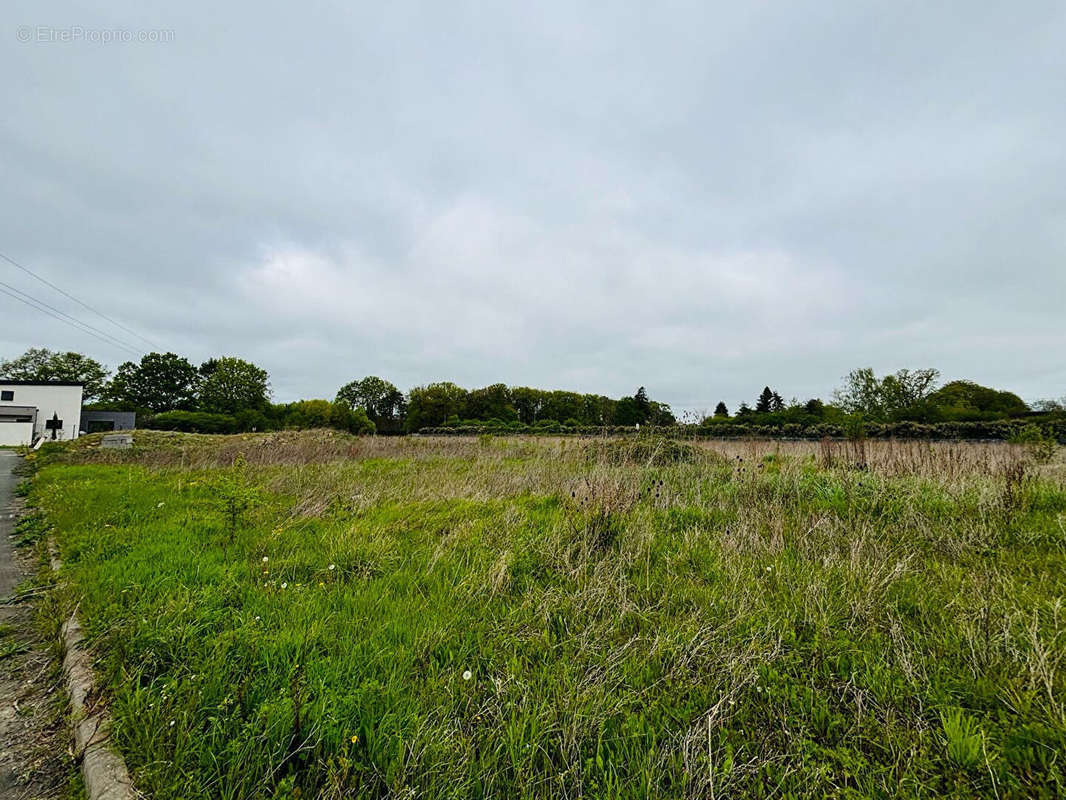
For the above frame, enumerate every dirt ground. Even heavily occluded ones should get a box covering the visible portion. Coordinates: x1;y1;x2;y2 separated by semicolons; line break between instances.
0;451;73;800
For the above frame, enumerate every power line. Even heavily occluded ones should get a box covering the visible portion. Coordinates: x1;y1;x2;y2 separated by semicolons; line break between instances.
0;249;162;350
0;277;143;355
0;280;144;358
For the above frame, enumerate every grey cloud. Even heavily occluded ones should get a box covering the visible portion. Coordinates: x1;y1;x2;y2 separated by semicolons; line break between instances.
2;0;1064;412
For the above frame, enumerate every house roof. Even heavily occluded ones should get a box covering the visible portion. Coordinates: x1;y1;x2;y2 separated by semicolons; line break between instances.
0;380;84;386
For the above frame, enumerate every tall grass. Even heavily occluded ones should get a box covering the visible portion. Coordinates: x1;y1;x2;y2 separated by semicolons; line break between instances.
31;432;1066;798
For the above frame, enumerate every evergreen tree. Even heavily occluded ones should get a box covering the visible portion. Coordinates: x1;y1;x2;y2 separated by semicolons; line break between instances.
633;386;651;421
713;401;729;418
736;402;753;417
756;386;775;413
770;391;785;412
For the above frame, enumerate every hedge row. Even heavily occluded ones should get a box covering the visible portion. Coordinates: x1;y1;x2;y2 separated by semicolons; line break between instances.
144;410;247;433
419;419;1066;442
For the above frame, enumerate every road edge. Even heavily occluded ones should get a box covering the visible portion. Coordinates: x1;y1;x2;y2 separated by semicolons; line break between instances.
49;544;136;800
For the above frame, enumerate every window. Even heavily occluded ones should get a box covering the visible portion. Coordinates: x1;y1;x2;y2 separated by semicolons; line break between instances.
0;391;12;401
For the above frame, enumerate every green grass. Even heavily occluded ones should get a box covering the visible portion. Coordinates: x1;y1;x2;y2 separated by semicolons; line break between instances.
29;432;1066;798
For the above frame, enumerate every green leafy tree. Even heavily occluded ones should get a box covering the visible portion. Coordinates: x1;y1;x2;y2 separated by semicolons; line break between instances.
198;357;270;414
335;376;406;421
833;368;940;420
0;347;110;401
713;401;729;418
511;387;545;425
465;383;518;422
581;394;614;426
331;403;375;435
1033;398;1064;413
804;398;825;417
278;399;334;429
542;391;584;424
105;352;200;412
614;396;641;426
927;380;1028;418
405;382;467;431
648;401;676;425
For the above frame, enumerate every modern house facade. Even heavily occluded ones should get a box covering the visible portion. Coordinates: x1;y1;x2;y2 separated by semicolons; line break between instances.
80;410;136;434
0;381;84;446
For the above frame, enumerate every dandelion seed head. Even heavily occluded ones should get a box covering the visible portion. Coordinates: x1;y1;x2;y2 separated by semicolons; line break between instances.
462;670;472;681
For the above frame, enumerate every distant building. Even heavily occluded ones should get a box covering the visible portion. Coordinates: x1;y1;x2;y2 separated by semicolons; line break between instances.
0;381;84;446
80;410;136;434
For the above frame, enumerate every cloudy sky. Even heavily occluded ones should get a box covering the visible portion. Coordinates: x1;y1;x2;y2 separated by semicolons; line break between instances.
3;2;1064;413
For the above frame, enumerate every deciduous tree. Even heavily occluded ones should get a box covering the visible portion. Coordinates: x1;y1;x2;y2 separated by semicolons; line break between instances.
0;347;110;401
335;376;406;421
105;352;200;412
198;357;270;414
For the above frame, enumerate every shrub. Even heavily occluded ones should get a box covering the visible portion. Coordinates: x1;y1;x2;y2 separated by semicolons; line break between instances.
328;403;376;435
146;410;238;433
234;409;271;432
1009;424;1057;464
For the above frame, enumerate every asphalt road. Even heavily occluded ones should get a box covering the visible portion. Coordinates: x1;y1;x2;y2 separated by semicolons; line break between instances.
0;450;20;598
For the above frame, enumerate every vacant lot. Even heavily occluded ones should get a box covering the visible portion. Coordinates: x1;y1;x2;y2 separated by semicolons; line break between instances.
27;432;1066;799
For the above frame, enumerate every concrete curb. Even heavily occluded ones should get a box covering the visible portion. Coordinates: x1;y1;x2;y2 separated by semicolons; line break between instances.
50;544;137;800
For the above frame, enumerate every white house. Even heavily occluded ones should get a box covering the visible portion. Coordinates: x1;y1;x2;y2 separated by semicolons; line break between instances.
0;381;84;446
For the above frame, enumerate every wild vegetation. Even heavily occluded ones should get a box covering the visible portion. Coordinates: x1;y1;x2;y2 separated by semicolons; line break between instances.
26;431;1066;798
4;348;1063;440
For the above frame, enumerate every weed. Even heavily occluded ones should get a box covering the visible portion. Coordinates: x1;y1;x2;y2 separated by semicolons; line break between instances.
941;708;985;770
13;512;49;546
208;452;260;544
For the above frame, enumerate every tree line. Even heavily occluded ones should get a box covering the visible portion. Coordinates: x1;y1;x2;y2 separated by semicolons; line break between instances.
1;348;1062;437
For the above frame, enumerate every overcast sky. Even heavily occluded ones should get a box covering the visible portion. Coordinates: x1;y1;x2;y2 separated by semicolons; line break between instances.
3;2;1064;413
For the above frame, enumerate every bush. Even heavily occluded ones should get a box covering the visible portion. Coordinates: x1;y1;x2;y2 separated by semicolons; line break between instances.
331;405;375;436
234;409;271;432
1010;424;1057;464
146;410;238;433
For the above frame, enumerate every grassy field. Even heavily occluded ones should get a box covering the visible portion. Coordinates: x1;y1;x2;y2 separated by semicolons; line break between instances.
24;431;1066;799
